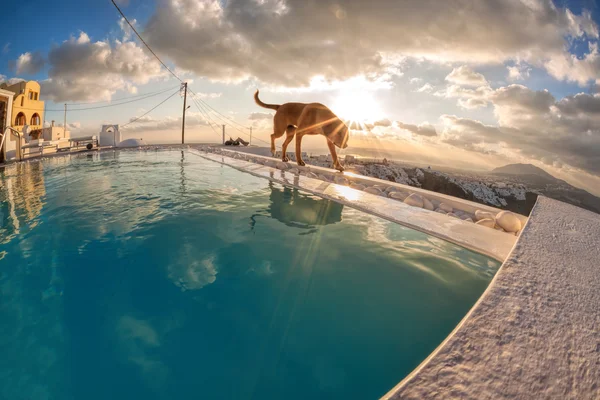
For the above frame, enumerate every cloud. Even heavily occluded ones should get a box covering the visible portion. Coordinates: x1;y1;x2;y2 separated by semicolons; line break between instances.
374;118;392;127
445;66;488;87
415;83;434;93
248;112;273;120
41;31;167;102
409;77;423;85
0;75;24;86
2;43;9;54
544;41;600;85
143;0;598;89
396;121;437;137
123;111;209;132
438;86;600;175
10;52;45;75
507;63;531;81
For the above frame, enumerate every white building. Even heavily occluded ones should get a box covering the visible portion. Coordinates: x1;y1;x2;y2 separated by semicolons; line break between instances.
0;88;16;162
42;120;70;141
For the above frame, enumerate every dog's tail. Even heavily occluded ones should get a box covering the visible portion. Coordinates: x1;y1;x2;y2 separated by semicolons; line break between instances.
254;90;280;111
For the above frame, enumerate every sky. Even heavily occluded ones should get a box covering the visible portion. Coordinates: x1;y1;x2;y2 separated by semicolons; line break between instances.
1;0;600;195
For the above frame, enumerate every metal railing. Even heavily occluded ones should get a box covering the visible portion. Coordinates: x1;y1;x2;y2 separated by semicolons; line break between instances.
1;127;24;161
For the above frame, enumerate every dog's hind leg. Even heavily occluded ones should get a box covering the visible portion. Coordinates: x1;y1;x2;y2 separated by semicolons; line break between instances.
280;126;296;162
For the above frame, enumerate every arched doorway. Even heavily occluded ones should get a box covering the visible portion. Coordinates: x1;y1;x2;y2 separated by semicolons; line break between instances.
15;112;26;126
30;113;40;126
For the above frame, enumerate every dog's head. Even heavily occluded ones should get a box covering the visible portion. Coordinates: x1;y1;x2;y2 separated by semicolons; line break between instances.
326;119;350;149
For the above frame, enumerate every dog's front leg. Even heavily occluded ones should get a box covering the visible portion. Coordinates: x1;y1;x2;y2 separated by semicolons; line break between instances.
326;140;344;172
295;133;306;166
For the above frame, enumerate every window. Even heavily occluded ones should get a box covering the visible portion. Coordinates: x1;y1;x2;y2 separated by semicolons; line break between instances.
29;92;33;100
35;93;39;100
31;113;40;126
21;97;24;107
15;112;26;126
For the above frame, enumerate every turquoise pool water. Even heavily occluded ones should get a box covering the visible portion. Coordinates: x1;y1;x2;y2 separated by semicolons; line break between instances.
0;150;500;400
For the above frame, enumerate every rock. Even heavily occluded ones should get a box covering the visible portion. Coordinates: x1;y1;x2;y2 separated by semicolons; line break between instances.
373;184;388;191
276;161;289;170
494;225;506;232
438;203;453;213
318;174;330;182
404;193;425;208
464;218;474;223
305;172;319;179
475;210;496;221
475;218;495;228
364;187;383;196
495;211;522;233
350;183;366;191
447;213;461;219
389;191;408;201
434;208;446;214
385;186;398;193
422;197;434;211
289;168;300;174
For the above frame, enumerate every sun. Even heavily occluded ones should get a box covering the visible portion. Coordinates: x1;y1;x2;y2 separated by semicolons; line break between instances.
331;89;385;127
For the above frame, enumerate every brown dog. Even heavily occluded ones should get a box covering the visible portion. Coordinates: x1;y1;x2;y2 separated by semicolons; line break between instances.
254;90;349;171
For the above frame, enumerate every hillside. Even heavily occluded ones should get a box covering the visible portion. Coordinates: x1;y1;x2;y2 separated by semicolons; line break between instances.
492;163;556;180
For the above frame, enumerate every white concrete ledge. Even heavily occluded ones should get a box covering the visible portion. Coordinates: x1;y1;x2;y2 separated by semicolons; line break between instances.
383;196;600;400
190;149;516;262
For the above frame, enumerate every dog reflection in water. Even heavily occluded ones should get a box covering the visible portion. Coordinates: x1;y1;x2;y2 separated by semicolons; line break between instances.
250;182;343;234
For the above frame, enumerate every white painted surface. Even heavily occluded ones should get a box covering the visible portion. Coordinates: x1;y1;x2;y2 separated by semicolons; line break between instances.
0;88;16;161
384;196;600;400
99;125;121;147
191;149;516;261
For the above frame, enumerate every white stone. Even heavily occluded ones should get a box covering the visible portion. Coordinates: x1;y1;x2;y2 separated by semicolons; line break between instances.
494;225;507;232
495;211;522;233
438;203;453;213
434;208;446;214
389;191;409;201
404;193;425;208
423;197;435;211
447;213;461;219
364;187;383;196
350;183;366;191
276;161;289;170
464;218;474;223
385;186;398;193
476;218;495;228
475;210;497;221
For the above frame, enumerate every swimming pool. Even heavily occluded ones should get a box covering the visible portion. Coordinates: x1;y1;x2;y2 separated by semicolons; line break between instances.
0;149;500;400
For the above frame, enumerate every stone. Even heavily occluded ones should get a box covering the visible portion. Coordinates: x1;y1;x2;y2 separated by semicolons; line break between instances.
404;193;425;208
438;203;453;213
385;186;398;193
422;197;435;211
389;191;409;201
494;225;506;232
276;161;289;170
447;213;461;219
364;187;383;196
373;184;388;191
475;210;497;221
289;168;300;174
350;183;366;191
476;218;495;228
464;218;474;223
434;208;446;214
495;211;522;233
318;174;330;182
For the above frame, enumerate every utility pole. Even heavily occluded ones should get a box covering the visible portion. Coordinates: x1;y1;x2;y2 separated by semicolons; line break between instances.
249;126;252;146
181;82;188;144
222;124;225;144
64;104;67;140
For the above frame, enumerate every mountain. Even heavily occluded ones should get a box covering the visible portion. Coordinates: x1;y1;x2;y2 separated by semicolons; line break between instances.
492;163;557;181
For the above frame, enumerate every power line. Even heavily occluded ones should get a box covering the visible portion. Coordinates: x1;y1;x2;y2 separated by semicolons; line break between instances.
67;86;179;105
188;95;223;139
111;0;182;83
13;87;181;112
121;89;181;128
189;88;248;130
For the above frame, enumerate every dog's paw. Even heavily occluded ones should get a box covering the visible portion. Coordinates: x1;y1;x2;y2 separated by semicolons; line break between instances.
282;156;289;162
334;163;344;172
297;160;306;167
